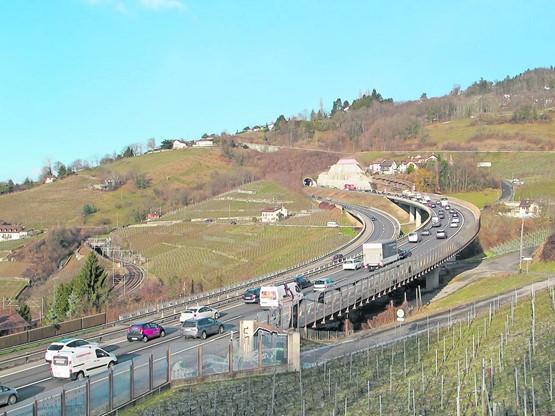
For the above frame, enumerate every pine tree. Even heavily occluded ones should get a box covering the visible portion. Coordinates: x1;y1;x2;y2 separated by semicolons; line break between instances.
17;302;31;323
66;290;80;318
73;252;109;313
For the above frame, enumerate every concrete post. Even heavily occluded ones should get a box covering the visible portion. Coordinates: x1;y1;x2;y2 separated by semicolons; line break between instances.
415;209;422;227
287;331;301;371
425;268;440;290
409;206;415;222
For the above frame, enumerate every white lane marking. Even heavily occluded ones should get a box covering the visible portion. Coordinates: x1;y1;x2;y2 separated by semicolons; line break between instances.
18;377;53;389
1;362;49;378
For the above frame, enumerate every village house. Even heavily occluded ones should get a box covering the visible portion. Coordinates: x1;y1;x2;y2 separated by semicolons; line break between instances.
0;221;29;241
260;206;288;223
44;175;57;184
192;138;214;148
172;139;190;150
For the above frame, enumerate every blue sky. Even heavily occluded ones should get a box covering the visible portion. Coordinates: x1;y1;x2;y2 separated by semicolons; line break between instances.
1;0;553;183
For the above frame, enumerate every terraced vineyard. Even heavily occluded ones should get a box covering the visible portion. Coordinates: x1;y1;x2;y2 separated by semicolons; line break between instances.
113;221;354;290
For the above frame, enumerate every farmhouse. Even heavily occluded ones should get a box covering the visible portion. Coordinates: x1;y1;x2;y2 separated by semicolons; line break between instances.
261;206;288;223
192;138;214;148
0;221;29;241
172;140;190;150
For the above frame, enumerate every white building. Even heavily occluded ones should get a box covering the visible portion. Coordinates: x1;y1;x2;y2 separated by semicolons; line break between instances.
317;159;373;191
261;206;288;223
193;138;214;148
0;221;29;241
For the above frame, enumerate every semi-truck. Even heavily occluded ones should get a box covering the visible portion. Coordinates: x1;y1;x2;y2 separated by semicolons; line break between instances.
363;239;399;270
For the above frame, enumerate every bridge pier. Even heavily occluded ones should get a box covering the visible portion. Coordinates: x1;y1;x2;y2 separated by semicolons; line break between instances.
409;205;415;222
425;268;440;290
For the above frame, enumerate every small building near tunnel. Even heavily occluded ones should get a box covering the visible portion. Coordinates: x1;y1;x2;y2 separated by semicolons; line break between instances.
317;159;373;191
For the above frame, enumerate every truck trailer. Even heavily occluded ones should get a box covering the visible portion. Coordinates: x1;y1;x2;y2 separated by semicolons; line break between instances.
363;239;399;270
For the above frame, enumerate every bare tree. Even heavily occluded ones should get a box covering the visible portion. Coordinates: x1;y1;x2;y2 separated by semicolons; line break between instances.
146;138;156;151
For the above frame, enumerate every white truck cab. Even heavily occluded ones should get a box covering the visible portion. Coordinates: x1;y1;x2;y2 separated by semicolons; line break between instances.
50;346;117;380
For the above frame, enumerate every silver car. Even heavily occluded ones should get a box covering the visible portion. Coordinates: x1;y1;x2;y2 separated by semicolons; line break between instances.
181;317;224;339
0;385;17;406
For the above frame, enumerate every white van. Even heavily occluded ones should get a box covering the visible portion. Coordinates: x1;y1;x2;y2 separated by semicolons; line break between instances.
50;347;117;380
327;221;339;228
259;282;304;309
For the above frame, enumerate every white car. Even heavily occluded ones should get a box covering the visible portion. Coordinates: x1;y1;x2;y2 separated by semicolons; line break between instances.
180;305;220;323
408;232;419;243
313;277;335;292
342;258;362;270
451;217;460;224
45;338;99;363
449;222;459;228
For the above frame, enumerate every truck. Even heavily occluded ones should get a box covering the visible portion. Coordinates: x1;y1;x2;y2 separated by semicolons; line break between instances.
431;216;441;227
362;239;399;270
259;282;304;309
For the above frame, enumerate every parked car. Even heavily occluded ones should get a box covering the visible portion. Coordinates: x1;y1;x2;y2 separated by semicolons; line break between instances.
127;322;166;343
45;338;99;363
181;317;224;339
313;277;335;292
398;248;412;259
342;258;363;270
332;253;344;263
0;385;17;406
408;232;419;243
436;229;447;239
241;288;260;304
180;305;220;323
421;229;431;236
293;275;312;289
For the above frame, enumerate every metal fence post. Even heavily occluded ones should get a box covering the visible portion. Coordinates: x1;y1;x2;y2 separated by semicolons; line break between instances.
258;333;263;369
61;388;66;416
108;369;113;412
167;346;171;383
130;360;135;400
86;378;91;416
228;333;233;374
149;354;154;391
198;344;203;378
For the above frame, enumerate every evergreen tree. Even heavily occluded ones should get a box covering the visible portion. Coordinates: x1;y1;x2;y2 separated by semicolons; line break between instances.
66;290;80;318
17;302;31;323
46;286;61;324
73;252;109;313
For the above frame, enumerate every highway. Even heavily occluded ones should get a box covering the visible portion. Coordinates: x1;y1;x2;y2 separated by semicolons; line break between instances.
0;197;476;408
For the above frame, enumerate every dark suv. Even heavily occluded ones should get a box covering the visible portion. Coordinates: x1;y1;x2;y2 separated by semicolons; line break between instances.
332;253;344;264
293;275;311;289
241;288;260;304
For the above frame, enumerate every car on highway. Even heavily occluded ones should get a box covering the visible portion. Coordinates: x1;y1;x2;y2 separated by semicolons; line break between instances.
332;253;344;263
342;258;363;270
241;288;260;304
293;275;312;289
436;229;447;239
313;277;335;292
451;217;460;224
181;317;224;339
127;322;166;343
371;216;377;221
421;229;431;236
180;305;220;323
0;385;18;406
408;232;419;243
398;248;412;259
449;222;459;228
45;338;99;363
